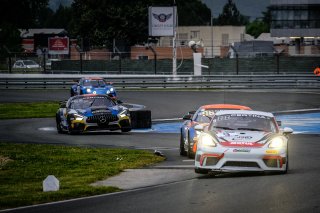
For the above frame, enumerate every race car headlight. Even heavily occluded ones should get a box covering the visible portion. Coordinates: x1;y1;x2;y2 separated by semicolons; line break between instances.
74;114;84;121
119;110;129;118
198;134;217;148
110;88;114;92
86;88;91;93
106;90;110;94
268;137;285;148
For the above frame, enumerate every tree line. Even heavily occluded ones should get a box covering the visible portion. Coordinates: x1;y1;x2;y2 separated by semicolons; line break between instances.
0;0;269;56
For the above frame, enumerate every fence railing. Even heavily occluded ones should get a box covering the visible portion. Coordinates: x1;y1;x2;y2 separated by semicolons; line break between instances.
1;55;319;76
1;74;319;89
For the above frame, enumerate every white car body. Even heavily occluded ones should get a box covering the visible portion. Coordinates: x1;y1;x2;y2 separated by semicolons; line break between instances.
13;60;41;69
195;110;293;174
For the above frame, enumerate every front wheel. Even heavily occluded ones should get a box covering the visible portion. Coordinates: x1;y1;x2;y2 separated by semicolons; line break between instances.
195;168;209;174
56;115;63;134
121;127;131;133
281;148;289;174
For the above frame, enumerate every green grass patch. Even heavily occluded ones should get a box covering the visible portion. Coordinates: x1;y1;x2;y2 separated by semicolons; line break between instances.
0;142;164;210
0;102;59;119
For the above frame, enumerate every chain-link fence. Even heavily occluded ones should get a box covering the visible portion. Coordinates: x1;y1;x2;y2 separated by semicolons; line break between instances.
1;50;319;75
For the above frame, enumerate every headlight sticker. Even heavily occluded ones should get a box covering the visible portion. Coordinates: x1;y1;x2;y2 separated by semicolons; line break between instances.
266;149;279;154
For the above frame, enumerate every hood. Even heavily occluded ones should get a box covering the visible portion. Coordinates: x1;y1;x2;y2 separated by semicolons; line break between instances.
215;130;274;147
75;105;121;117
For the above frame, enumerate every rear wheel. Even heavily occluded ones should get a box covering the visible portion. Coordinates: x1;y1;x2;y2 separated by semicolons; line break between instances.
67;116;80;135
70;89;75;97
187;134;195;159
179;132;187;156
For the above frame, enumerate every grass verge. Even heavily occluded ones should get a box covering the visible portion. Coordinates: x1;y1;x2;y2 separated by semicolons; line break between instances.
0;102;59;119
0;142;164;210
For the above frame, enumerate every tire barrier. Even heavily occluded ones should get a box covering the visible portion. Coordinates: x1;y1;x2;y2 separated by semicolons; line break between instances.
129;110;152;129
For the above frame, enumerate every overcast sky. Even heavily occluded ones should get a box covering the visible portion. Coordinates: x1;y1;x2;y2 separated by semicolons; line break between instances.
49;0;270;20
203;0;270;20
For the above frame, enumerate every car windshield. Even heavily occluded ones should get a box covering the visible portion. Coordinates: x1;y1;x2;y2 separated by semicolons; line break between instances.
194;109;218;123
210;113;277;132
69;96;115;109
23;60;37;65
83;79;106;87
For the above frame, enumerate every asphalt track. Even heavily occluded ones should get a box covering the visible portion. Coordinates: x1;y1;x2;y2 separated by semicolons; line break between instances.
1;89;320;213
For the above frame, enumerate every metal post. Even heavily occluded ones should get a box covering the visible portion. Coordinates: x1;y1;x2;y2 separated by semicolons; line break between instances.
42;49;46;73
148;45;157;74
276;54;280;74
236;53;239;75
80;52;83;74
119;53;122;74
172;5;177;76
8;54;12;73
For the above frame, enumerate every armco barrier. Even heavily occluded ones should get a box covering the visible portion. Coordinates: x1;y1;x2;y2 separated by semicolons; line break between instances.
0;74;319;89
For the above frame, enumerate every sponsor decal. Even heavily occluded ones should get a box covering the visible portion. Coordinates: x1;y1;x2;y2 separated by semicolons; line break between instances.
152;13;172;22
233;148;250;153
266;149;279;154
230;142;254;146
232;135;253;140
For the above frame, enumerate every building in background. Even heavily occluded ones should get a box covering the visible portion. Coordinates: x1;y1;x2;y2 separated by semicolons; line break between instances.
159;26;248;58
270;0;320;55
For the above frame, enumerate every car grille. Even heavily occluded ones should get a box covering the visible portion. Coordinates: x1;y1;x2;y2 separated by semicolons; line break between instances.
223;161;260;168
86;113;118;123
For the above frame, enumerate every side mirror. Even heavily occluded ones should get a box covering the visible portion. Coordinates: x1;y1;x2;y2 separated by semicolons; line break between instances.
188;110;196;115
194;124;204;131
183;114;192;120
283;127;293;135
277;120;282;126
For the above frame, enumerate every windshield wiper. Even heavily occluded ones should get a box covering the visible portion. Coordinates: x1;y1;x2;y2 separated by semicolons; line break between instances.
214;126;234;130
237;128;262;131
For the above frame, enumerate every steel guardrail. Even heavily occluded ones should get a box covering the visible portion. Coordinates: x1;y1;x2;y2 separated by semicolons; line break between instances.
0;74;319;89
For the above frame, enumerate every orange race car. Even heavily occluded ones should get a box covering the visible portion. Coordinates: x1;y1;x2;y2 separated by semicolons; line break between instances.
180;104;252;158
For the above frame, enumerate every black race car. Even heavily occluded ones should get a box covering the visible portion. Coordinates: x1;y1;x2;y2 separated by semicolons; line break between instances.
56;94;131;134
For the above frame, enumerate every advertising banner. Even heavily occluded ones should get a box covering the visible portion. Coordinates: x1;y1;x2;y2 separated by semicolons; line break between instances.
48;37;69;55
149;6;176;37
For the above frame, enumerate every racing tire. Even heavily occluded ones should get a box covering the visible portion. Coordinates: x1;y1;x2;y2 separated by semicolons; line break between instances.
179;133;187;156
56;115;63;134
281;148;289;174
129;110;151;129
121;127;132;133
70;89;75;97
67;116;80;135
187;133;195;159
195;168;209;174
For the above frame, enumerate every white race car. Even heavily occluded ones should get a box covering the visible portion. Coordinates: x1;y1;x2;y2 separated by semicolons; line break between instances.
194;110;293;175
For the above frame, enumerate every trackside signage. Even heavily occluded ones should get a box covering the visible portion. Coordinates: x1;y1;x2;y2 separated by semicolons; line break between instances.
48;37;69;55
148;6;176;37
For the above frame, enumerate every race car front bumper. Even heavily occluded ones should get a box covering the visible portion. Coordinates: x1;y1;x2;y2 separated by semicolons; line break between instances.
70;115;131;132
195;146;287;173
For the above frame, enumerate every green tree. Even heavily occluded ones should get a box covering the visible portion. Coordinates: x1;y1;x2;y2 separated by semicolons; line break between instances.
246;7;271;38
0;0;49;55
70;0;211;48
213;0;249;26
